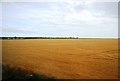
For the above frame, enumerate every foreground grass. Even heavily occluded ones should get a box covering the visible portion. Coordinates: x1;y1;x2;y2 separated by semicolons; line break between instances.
2;65;53;81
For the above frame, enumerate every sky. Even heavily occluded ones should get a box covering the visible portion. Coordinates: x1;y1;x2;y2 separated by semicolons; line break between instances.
1;0;119;38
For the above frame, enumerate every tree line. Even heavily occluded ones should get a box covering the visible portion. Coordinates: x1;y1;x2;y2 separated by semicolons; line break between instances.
1;36;79;39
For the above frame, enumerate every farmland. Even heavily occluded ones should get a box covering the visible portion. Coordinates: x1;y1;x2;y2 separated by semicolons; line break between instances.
2;39;118;79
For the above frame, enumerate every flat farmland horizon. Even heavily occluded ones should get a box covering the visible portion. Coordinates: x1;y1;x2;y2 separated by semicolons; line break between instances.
2;39;118;79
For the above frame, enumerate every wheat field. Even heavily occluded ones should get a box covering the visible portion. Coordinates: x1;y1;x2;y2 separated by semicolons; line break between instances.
2;39;118;79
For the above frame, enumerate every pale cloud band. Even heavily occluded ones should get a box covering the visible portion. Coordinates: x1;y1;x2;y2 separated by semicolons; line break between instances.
1;0;119;38
1;0;120;2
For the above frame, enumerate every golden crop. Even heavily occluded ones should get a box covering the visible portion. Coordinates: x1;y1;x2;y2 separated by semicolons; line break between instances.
2;39;118;79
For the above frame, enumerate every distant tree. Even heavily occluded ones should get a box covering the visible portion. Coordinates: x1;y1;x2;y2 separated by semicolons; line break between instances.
70;37;72;39
14;36;17;39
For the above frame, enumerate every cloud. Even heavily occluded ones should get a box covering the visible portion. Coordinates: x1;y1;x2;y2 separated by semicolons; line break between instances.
1;0;119;2
2;1;118;38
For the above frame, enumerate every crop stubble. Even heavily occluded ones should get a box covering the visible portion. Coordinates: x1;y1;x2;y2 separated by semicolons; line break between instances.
2;39;118;79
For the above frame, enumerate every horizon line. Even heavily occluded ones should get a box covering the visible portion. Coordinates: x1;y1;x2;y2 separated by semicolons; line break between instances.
0;36;118;39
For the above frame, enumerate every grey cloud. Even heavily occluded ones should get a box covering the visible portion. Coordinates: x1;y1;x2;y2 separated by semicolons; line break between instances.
71;2;118;18
89;2;118;18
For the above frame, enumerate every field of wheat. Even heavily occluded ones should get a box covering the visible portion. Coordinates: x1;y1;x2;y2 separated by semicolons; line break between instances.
2;39;118;79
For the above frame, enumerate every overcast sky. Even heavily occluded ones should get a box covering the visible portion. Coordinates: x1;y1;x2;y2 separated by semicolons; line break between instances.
1;0;118;38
